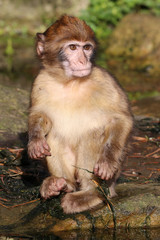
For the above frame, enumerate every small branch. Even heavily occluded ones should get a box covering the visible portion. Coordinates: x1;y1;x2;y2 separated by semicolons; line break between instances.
0;202;9;208
133;136;148;142
92;180;117;229
10;198;40;209
0;197;8;202
145;148;160;157
0;198;40;209
72;165;94;174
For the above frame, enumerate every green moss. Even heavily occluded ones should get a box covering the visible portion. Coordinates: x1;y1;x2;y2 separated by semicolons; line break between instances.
80;0;160;42
128;90;160;100
0;35;34;48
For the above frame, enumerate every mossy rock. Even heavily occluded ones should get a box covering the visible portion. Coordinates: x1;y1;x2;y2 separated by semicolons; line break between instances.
106;13;160;75
0;182;160;236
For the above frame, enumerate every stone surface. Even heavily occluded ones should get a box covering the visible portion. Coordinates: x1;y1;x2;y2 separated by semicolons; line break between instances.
132;96;160;118
0;84;29;147
0;183;159;235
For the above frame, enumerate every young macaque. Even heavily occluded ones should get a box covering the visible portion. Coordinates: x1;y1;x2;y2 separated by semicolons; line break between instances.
28;15;133;213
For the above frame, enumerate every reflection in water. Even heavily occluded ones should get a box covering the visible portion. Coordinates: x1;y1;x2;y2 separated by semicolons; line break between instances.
1;228;160;240
0;42;38;91
48;228;160;240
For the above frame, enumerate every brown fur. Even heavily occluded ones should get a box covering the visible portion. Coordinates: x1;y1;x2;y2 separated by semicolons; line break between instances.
28;15;133;213
44;15;95;43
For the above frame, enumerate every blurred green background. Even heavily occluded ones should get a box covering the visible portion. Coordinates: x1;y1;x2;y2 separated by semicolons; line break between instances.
1;0;160;45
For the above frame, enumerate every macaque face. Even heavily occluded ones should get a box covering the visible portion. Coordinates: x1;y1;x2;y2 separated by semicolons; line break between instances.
60;41;94;78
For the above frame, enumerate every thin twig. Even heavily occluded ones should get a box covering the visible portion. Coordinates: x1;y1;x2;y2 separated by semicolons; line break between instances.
92;180;117;229
145;148;160;157
133;136;148;142
147;168;160;171
0;202;9;208
10;198;40;208
0;197;8;202
0;198;40;209
0;147;24;153
72;165;94;174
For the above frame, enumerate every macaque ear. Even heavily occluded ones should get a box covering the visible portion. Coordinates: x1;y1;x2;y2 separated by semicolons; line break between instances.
36;33;46;57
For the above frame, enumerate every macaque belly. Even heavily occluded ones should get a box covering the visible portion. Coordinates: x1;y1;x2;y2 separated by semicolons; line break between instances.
46;133;76;180
47;107;107;144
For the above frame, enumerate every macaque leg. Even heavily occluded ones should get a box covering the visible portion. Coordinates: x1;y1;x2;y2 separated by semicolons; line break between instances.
61;134;104;214
40;137;77;200
61;188;103;214
107;167;122;198
94;117;132;196
61;171;104;214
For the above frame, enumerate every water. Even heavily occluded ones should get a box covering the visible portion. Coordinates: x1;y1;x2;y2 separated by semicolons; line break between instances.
1;228;160;240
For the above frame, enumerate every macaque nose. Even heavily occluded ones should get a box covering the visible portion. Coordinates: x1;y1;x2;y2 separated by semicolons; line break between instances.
78;50;87;65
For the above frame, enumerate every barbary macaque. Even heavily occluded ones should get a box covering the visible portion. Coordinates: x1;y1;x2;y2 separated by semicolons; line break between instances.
28;15;133;213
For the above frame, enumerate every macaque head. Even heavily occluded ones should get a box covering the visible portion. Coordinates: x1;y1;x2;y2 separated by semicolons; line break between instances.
36;15;96;78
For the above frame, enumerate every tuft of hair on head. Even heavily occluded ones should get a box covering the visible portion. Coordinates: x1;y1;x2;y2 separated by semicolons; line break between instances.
44;15;96;44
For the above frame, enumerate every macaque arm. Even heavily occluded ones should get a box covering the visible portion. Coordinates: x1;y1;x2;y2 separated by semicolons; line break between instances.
94;115;133;180
28;111;52;159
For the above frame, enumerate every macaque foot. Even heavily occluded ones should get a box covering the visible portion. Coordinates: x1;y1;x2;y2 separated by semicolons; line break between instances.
40;176;69;199
61;191;103;214
94;161;117;180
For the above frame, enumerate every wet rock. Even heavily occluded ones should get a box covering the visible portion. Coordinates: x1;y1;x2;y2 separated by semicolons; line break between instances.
0;84;29;147
0;183;159;235
132;96;160;118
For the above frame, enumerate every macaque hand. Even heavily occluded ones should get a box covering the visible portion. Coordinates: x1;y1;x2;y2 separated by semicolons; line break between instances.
94;158;117;181
28;138;51;159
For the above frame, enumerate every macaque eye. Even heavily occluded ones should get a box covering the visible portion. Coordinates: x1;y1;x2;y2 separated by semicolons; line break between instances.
83;44;92;50
69;44;77;50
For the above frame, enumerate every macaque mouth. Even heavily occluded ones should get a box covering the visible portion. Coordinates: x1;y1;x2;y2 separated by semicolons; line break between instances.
71;64;92;72
72;68;91;72
72;68;91;77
